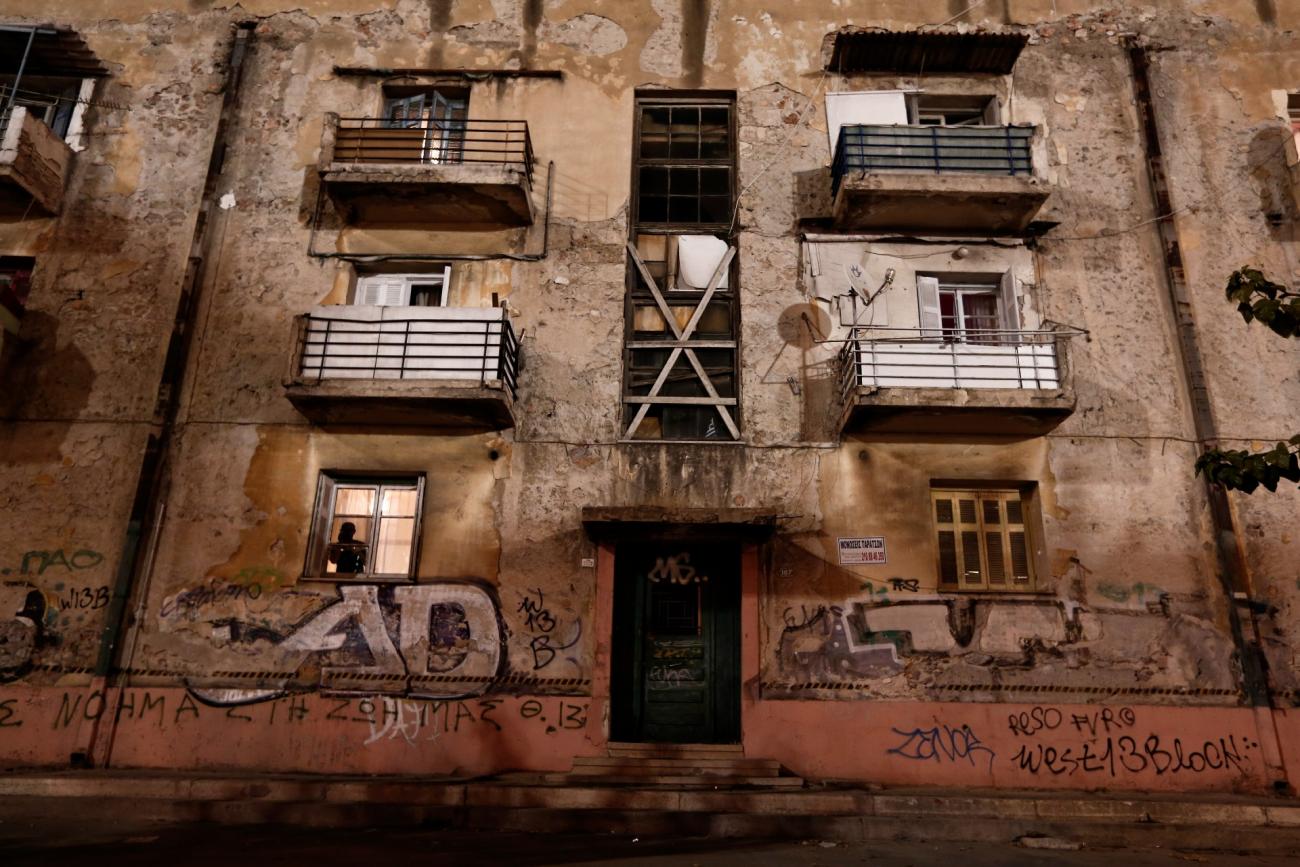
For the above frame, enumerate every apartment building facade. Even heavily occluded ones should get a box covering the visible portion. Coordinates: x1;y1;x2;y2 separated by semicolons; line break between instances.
1;0;1298;794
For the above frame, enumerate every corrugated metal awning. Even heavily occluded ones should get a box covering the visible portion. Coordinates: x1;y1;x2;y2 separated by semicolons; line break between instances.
0;25;109;77
828;29;1029;75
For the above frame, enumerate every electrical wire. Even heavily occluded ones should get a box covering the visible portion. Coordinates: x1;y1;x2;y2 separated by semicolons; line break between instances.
727;67;832;236
1039;207;1190;242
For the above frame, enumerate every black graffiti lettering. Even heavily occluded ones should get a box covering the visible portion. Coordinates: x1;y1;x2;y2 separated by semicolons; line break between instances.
453;701;476;732
225;705;253;723
1009;706;1062;737
174;693;200;724
287;696;308;722
0;698;20;727
1117;736;1148;774
140;693;166;726
1221;736;1248;773
477;699;503;732
355;698;376;723
564;702;587;730
326;699;352;722
1145;735;1173;774
116;691;136;721
520;699;543;719
517;589;556;633
1079;739;1111;775
1118;707;1137;727
53;693;81;729
1011;744;1042;773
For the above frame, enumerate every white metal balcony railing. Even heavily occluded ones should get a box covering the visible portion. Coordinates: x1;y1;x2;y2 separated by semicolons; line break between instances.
292;306;520;399
836;327;1068;405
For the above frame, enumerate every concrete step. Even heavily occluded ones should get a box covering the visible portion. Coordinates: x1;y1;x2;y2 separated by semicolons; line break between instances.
570;756;784;777
606;742;744;759
4;773;1300;853
536;774;807;788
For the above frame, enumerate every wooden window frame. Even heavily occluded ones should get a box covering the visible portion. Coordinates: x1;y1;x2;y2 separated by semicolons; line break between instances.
303;471;426;583
931;484;1043;592
624;93;742;441
631;95;737;232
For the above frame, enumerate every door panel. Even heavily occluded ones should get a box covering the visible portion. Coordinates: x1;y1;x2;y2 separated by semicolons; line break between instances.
611;542;739;744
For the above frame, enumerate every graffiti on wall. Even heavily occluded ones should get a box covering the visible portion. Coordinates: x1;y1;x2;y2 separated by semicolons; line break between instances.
0;687;588;750
1005;705;1259;779
886;719;996;772
775;594;1105;687
516;588;581;671
190;582;507;705
0;587;56;683
778;603;902;678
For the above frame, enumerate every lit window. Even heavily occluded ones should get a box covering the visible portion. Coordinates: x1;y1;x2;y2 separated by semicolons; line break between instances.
932;487;1037;591
307;474;424;580
382;88;468;165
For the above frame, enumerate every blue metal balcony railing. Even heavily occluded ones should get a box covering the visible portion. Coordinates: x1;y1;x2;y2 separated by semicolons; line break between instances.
832;124;1035;195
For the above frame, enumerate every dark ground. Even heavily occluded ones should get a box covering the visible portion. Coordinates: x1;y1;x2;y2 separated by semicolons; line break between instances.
0;819;1298;867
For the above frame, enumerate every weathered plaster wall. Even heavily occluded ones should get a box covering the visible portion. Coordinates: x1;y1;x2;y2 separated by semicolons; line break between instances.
0;0;1296;784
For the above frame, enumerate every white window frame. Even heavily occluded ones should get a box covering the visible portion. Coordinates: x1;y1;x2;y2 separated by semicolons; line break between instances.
909;94;1000;127
917;272;1018;342
353;266;452;307
305;472;426;582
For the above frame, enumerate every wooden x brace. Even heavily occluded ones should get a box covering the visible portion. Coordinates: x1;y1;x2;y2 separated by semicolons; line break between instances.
623;239;739;440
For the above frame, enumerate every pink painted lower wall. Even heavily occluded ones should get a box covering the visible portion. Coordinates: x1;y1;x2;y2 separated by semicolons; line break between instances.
0;685;600;776
744;699;1271;794
0;683;1282;795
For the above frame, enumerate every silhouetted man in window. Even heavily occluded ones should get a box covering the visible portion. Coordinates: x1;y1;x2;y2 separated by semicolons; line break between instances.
326;522;367;574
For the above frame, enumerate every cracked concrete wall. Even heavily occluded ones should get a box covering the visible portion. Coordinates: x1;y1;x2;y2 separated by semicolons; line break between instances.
0;1;1295;726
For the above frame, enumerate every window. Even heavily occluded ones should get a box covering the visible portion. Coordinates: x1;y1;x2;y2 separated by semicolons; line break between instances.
0;257;34;334
911;95;997;126
0;76;83;139
381;88;467;164
635;101;734;227
353;266;451;307
917;273;1017;343
625;95;740;441
932;487;1036;591
306;474;424;580
1289;94;1300;153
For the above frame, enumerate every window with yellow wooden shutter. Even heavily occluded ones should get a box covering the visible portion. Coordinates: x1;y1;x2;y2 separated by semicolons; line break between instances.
931;488;1036;591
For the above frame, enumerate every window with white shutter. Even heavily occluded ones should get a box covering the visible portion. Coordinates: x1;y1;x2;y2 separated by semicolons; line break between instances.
353;267;451;307
932;487;1036;591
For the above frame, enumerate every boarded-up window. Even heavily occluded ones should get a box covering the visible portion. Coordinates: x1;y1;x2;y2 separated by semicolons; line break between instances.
932;488;1034;591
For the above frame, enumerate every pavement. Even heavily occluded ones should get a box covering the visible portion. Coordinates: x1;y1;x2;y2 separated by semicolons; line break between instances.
1;822;1299;866
4;769;1300;861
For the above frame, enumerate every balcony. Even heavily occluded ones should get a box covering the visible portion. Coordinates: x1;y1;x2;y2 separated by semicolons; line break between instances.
830;125;1049;234
318;114;535;226
0;107;73;216
284;306;521;428
835;327;1076;436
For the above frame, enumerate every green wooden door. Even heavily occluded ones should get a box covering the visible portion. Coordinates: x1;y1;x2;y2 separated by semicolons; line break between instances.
611;542;740;744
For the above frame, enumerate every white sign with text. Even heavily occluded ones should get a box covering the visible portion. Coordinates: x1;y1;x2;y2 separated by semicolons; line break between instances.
837;536;887;565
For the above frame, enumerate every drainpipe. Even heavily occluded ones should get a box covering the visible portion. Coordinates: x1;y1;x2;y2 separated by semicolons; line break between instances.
79;21;257;768
1126;42;1288;790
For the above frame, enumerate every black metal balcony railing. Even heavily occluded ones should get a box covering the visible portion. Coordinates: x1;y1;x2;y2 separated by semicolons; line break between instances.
294;310;520;401
836;327;1067;407
330;117;534;187
832;124;1034;195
